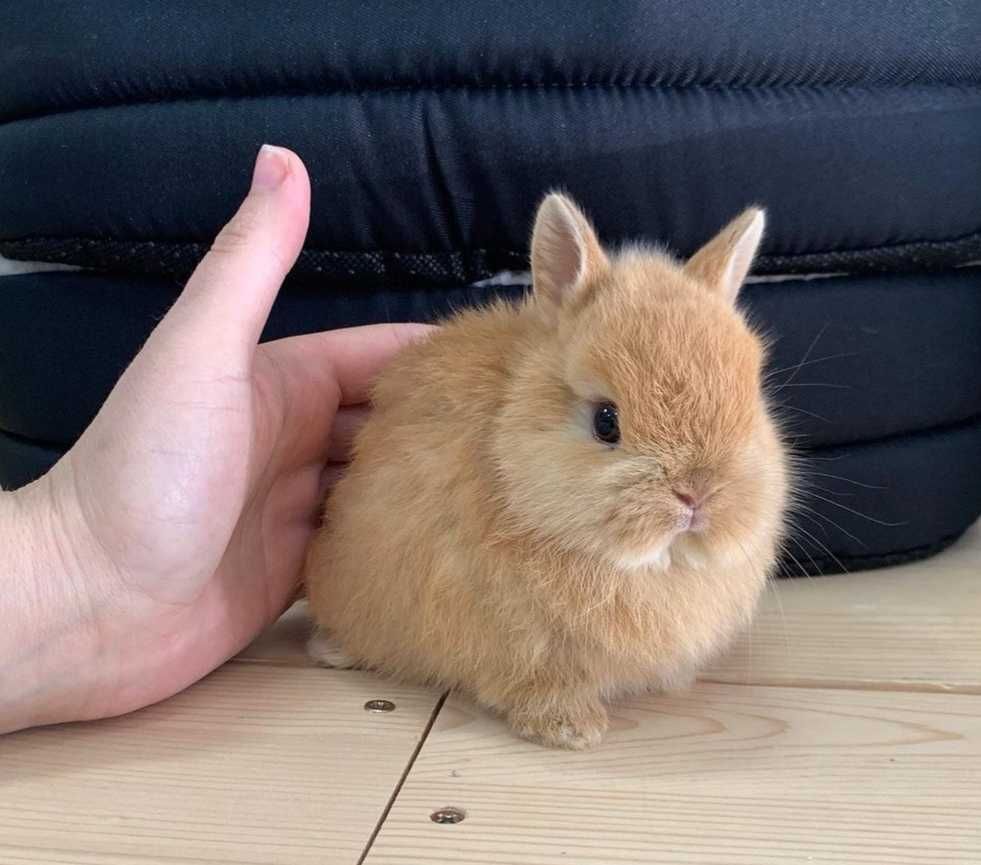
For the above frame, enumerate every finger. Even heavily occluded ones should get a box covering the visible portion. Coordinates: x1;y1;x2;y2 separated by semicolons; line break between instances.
327;405;370;462
155;145;311;370
256;322;434;470
266;322;435;406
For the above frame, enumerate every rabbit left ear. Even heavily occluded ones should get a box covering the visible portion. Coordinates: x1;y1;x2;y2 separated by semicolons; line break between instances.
684;207;765;304
531;193;609;315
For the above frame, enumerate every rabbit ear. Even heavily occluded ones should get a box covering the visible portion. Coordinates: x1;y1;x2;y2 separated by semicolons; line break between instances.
531;193;608;313
684;207;765;304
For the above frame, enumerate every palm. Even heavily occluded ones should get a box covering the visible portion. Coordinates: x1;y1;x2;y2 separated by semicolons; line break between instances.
60;334;336;706
54;318;418;720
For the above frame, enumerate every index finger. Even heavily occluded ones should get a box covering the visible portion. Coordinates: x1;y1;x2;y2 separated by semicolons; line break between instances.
267;323;435;405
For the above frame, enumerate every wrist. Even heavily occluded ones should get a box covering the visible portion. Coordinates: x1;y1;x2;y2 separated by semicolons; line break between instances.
0;471;110;733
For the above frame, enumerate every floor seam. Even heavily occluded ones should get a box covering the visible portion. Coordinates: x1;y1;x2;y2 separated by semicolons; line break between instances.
355;690;449;865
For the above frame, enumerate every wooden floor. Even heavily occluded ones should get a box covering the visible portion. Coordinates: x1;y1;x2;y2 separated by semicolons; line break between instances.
3;522;979;864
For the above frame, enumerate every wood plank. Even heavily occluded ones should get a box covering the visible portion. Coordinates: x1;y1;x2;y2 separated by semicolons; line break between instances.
704;520;981;692
0;663;441;865
365;683;981;865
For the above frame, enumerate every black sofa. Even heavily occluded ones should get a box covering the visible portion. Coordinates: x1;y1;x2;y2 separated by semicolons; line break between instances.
2;1;979;575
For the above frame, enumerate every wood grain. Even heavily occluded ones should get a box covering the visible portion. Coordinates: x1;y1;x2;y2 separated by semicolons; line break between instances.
9;523;976;863
0;664;441;865
704;521;981;693
365;683;981;864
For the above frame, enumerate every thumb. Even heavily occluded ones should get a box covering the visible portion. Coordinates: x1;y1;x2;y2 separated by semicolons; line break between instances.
155;145;311;370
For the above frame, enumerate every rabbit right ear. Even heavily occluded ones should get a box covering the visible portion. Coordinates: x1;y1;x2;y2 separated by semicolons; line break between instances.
531;193;608;315
683;207;765;305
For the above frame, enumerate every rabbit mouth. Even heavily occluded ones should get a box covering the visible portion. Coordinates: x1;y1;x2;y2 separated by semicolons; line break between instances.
678;507;709;533
610;513;715;571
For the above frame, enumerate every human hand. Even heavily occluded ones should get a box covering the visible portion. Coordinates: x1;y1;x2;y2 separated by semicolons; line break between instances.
3;146;430;731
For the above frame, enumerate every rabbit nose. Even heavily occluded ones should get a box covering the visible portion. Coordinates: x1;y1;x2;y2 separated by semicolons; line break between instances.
673;488;710;532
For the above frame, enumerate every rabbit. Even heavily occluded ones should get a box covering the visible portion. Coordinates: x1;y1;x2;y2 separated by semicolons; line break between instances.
304;193;789;749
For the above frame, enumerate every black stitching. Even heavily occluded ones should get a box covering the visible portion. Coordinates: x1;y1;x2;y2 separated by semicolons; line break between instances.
2;230;980;285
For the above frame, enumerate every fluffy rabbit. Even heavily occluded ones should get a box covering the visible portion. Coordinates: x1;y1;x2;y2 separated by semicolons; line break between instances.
305;194;788;749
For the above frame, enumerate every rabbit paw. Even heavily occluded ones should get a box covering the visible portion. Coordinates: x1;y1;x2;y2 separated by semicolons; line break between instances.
510;703;609;750
306;629;357;669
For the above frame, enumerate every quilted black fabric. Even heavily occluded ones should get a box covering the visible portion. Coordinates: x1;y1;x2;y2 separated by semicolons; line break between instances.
2;1;981;281
1;1;979;574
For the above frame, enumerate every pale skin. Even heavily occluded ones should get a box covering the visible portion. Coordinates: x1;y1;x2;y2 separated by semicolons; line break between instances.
0;146;430;734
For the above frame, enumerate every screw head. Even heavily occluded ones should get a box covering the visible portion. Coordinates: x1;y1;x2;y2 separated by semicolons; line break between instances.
430;806;466;825
364;699;396;713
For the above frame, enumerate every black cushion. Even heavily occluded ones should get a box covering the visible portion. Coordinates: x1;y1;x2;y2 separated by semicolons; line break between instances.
2;1;980;282
1;1;979;575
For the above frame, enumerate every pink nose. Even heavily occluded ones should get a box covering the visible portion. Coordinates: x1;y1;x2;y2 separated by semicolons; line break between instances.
673;489;700;510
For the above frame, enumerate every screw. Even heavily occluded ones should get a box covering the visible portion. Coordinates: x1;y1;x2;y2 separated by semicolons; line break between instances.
430;807;466;825
364;699;396;713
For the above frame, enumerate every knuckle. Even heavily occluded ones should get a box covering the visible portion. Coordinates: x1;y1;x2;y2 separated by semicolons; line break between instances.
209;223;254;258
207;213;291;277
208;204;264;258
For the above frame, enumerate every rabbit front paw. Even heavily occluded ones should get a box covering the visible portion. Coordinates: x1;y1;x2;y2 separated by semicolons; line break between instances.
306;628;357;669
509;701;609;750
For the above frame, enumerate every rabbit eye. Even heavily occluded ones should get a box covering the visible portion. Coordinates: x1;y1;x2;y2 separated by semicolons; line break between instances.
592;402;620;445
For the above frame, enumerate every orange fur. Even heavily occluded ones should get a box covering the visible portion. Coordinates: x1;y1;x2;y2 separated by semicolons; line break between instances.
305;194;789;749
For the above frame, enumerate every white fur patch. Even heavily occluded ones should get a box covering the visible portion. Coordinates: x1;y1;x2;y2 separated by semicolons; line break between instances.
669;536;708;570
615;544;673;571
306;630;356;669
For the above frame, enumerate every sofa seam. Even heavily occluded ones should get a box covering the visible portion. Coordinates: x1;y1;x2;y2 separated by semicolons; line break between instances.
1;79;979;126
1;229;980;271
